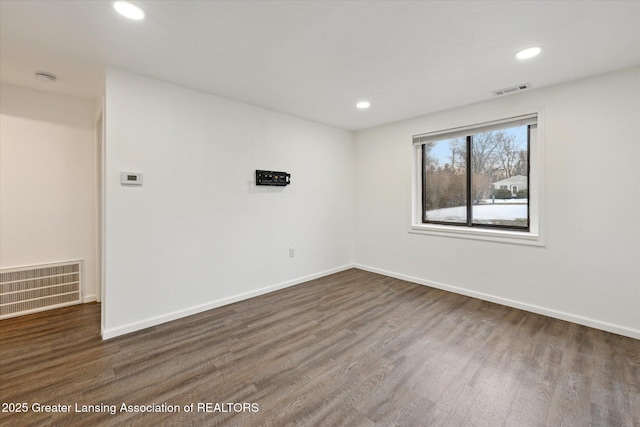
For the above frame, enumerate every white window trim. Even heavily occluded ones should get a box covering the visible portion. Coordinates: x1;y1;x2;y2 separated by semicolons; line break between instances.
409;107;546;247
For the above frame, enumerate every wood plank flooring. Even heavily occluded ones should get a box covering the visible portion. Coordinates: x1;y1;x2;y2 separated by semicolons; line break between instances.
1;269;638;426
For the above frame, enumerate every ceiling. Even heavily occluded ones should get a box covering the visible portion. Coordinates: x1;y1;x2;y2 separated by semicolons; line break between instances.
1;1;639;131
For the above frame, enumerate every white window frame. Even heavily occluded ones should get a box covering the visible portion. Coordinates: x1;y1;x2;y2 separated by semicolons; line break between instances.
410;107;545;246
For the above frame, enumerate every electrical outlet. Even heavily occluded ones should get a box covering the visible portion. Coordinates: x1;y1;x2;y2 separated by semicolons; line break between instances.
289;247;295;258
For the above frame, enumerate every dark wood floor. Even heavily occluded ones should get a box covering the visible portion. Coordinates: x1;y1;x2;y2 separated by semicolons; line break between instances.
1;269;638;426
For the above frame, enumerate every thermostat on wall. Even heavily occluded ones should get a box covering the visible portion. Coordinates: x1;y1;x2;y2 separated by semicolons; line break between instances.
120;172;143;186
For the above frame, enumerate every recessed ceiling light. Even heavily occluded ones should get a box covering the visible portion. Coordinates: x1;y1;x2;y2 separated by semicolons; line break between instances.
516;47;542;60
356;101;371;109
35;72;56;83
114;1;145;20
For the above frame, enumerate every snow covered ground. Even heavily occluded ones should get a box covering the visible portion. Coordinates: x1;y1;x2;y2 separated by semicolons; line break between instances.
426;204;527;223
478;198;527;205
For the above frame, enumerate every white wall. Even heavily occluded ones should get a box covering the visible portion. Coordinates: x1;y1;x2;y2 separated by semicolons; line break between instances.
354;67;640;339
103;69;354;338
7;67;635;340
0;84;98;300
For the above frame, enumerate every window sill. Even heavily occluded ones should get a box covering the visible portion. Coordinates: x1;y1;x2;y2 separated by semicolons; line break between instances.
409;223;545;247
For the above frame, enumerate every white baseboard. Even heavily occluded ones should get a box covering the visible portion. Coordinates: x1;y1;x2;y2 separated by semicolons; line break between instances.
354;264;640;341
101;264;354;340
83;294;98;303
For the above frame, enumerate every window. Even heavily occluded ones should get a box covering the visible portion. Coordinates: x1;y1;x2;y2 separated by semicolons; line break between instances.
411;113;543;245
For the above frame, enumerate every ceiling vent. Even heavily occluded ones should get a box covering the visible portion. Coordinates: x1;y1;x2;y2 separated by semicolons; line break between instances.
492;83;531;96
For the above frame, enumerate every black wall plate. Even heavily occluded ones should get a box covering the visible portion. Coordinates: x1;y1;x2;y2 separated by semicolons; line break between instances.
256;170;290;186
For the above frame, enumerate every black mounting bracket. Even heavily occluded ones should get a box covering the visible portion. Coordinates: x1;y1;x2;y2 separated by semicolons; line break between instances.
256;170;290;186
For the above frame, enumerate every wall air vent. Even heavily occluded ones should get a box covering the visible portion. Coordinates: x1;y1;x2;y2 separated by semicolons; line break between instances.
0;261;82;319
492;83;531;96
